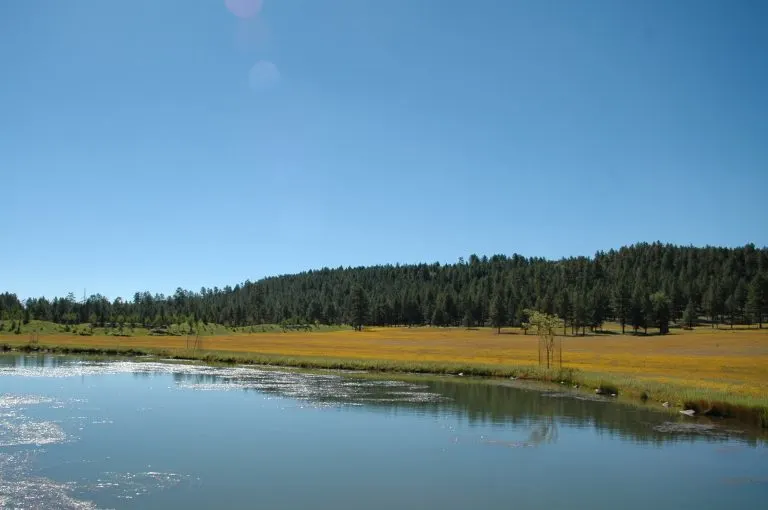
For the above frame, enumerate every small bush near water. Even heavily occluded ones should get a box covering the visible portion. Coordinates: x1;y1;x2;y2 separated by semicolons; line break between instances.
596;381;619;396
684;399;768;428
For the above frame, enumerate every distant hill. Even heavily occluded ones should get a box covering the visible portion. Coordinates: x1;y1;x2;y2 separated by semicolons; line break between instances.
3;243;767;332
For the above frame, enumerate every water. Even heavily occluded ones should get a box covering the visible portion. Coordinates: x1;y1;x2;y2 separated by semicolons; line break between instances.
0;355;766;509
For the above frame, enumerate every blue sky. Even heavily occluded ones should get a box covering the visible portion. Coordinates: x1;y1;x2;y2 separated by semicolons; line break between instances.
2;0;767;300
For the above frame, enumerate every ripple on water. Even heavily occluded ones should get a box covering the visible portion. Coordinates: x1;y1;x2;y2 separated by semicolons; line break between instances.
0;394;56;408
0;452;97;510
0;394;68;447
88;470;194;500
1;361;445;405
0;359;448;405
1;358;447;508
652;422;745;438
0;419;67;447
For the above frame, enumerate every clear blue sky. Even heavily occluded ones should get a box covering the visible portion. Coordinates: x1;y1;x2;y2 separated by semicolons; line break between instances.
2;0;767;300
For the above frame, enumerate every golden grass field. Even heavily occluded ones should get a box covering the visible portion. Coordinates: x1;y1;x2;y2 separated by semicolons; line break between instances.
8;325;768;401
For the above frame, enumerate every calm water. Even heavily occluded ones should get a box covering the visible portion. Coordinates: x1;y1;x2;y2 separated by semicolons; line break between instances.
0;355;766;509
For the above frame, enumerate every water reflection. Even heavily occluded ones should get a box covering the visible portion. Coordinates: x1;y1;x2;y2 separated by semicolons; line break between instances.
1;354;763;447
0;353;73;369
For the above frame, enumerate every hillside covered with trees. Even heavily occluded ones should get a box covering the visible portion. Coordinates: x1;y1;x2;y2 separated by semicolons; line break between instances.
2;243;767;334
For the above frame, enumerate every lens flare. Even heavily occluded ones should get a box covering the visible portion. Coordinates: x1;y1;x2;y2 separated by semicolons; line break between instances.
248;60;280;90
225;0;263;19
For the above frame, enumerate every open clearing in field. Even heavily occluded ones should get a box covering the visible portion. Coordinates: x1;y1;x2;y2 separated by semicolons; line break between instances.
7;326;767;400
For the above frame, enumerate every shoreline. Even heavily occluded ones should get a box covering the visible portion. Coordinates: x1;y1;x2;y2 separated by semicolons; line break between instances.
2;341;766;430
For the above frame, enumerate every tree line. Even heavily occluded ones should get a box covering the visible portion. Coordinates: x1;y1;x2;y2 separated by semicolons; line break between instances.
2;242;767;334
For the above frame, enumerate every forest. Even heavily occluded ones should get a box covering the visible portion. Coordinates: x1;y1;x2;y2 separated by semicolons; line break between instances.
2;242;767;334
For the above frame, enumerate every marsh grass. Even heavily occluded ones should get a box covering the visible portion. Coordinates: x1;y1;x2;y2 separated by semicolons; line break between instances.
3;324;767;428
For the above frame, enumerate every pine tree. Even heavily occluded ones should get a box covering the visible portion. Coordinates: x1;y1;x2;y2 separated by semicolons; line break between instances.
4;243;767;331
747;274;766;328
462;309;473;329
443;291;457;325
557;290;571;336
350;285;368;331
572;289;587;336
643;293;654;335
650;291;671;334
515;306;528;331
668;279;685;322
682;299;697;329
702;281;722;328
432;294;448;327
734;279;748;324
506;291;518;329
725;295;737;329
323;301;337;325
589;285;607;332
630;287;645;334
612;281;631;334
489;289;507;334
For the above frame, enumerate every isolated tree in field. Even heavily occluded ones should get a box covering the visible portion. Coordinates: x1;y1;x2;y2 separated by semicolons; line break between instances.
650;291;671;334
682;299;697;328
489;289;507;334
524;309;563;369
747;273;766;328
350;285;368;331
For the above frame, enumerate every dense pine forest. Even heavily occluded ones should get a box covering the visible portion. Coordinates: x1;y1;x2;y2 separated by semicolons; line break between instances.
2;243;767;334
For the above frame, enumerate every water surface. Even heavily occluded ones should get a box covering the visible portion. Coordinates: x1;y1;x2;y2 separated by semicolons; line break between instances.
0;355;766;509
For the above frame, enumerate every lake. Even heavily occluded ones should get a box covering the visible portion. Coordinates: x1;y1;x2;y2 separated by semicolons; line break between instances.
1;354;766;509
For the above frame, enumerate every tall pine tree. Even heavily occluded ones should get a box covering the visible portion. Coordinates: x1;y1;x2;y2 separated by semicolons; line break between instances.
747;273;766;328
612;281;631;334
489;288;507;334
350;285;368;331
682;298;697;329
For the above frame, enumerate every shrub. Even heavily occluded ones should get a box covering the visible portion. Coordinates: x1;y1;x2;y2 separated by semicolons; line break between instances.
682;399;768;427
596;381;619;395
556;367;577;384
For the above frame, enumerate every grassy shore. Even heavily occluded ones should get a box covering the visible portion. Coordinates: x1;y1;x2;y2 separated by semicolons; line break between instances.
2;324;767;428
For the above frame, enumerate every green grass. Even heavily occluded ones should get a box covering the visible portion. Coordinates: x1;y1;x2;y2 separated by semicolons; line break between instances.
2;340;766;430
